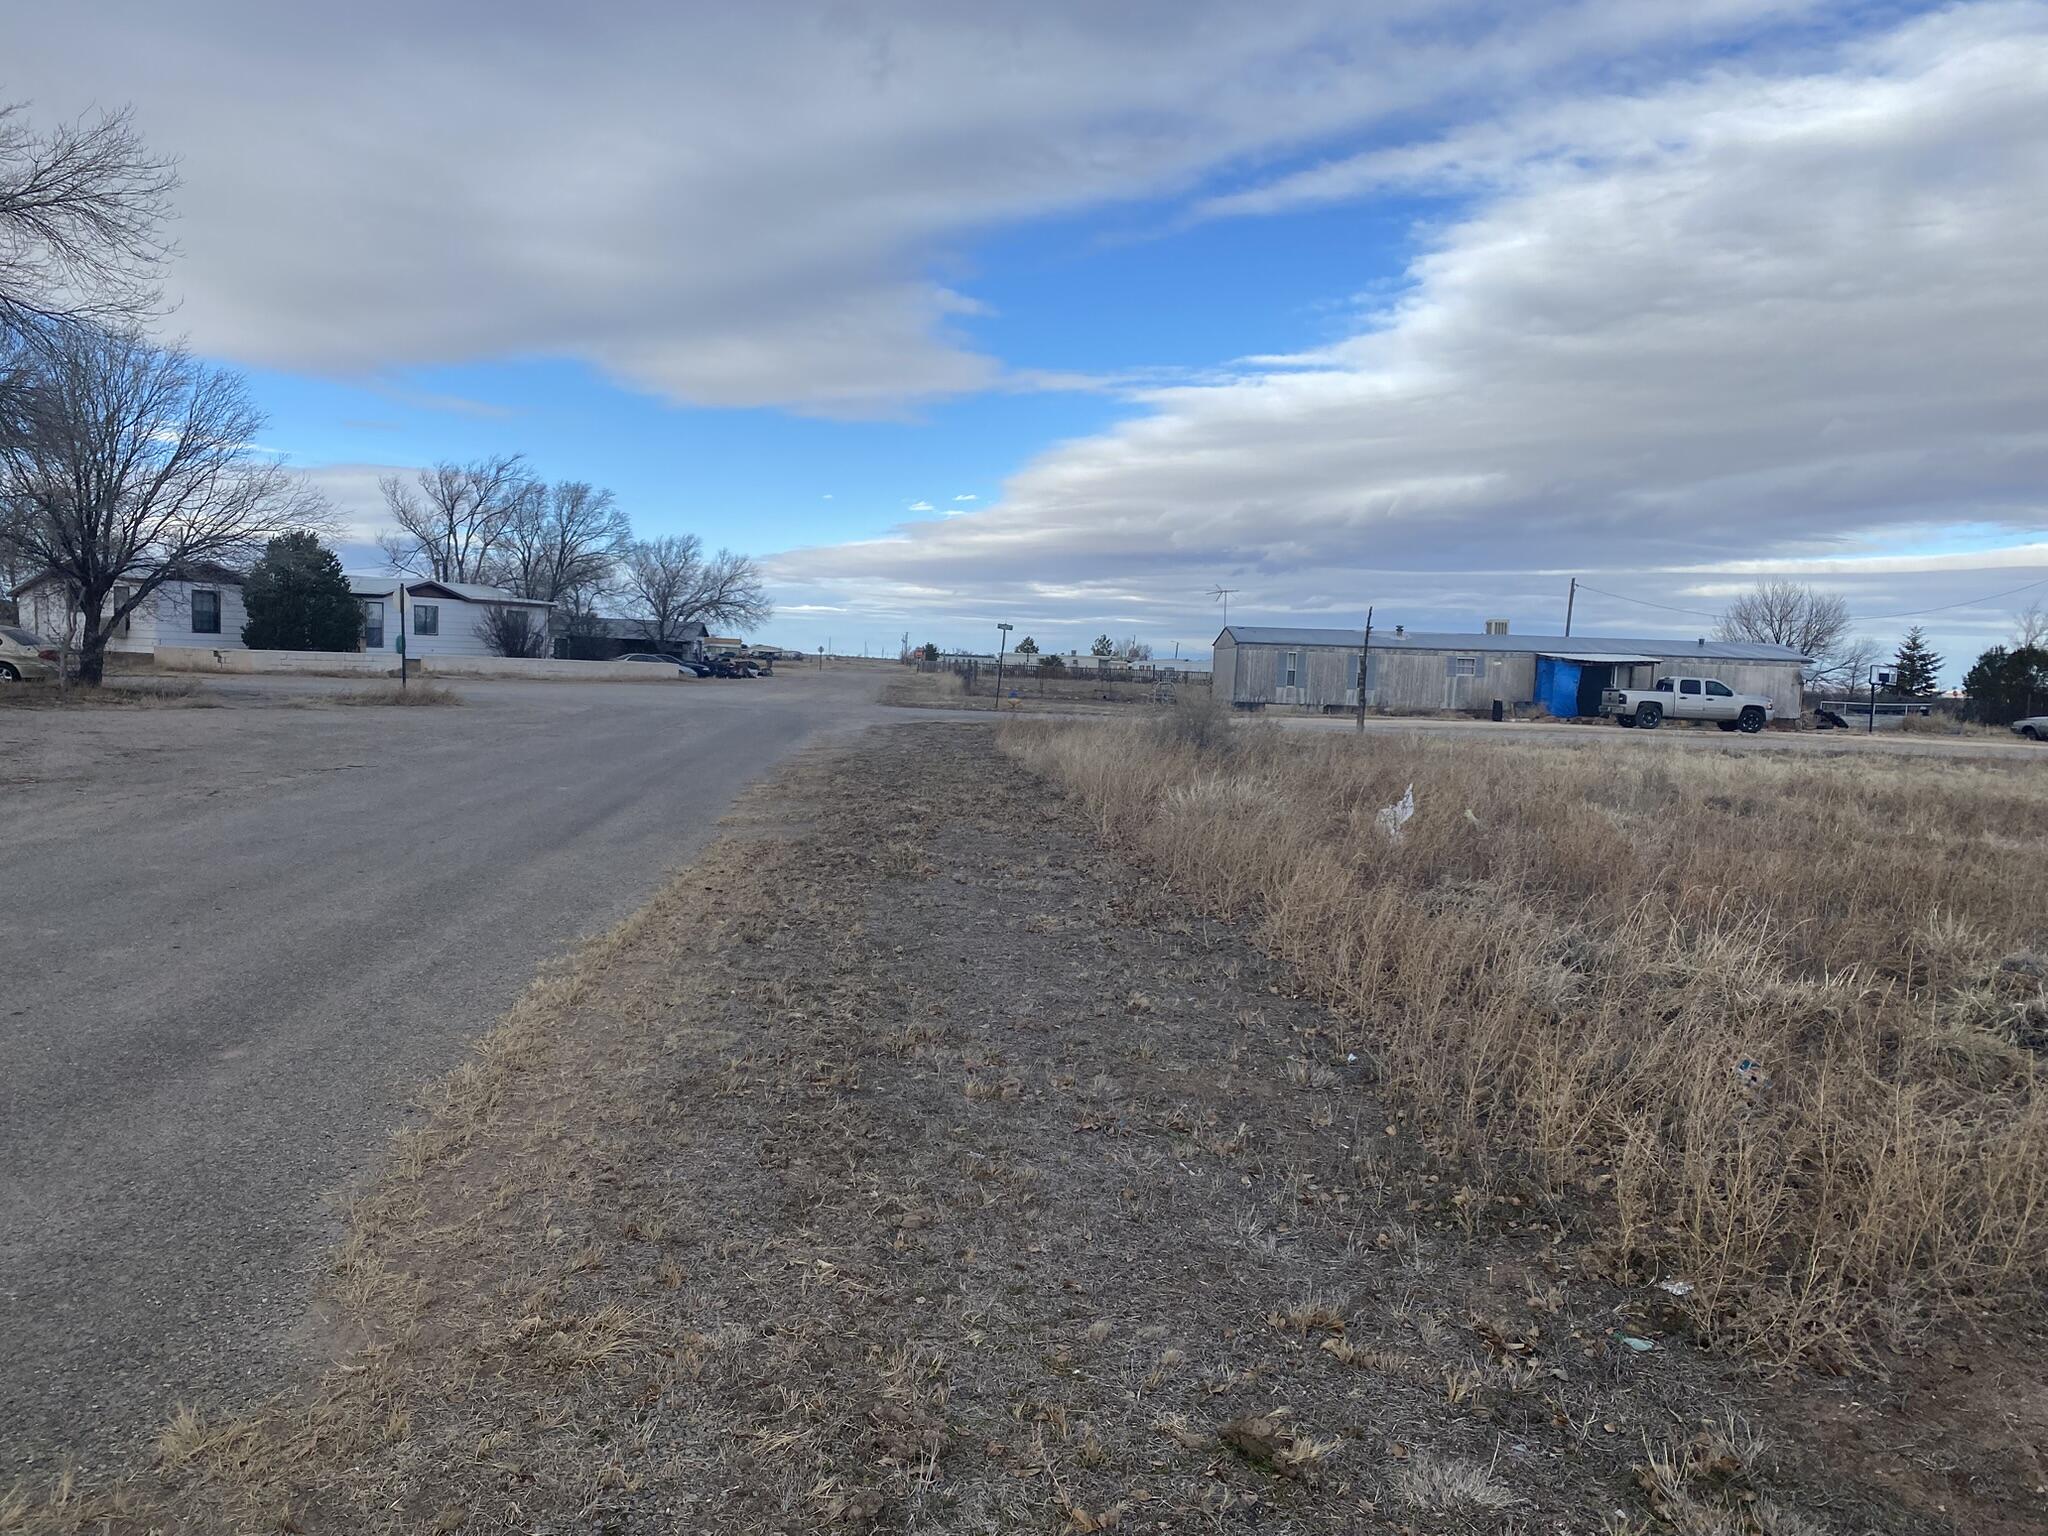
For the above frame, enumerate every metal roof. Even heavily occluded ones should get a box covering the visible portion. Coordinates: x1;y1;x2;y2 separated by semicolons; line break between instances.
343;574;551;606
1216;625;1807;664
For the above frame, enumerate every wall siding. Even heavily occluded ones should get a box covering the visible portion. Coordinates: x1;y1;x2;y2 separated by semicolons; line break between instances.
1225;640;1803;717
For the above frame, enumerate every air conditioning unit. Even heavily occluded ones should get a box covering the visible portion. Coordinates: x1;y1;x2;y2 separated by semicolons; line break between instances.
1484;618;1509;635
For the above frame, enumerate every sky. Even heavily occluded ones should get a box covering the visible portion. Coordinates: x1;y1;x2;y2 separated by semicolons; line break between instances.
8;0;2047;676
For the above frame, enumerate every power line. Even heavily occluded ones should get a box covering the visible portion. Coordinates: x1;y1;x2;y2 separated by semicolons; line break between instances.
1572;572;2048;626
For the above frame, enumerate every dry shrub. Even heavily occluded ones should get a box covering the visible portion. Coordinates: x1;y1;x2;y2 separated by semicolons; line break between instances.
1002;717;2048;1363
331;683;462;706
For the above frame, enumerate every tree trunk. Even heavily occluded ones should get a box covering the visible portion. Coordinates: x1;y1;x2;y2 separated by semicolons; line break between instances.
77;593;109;686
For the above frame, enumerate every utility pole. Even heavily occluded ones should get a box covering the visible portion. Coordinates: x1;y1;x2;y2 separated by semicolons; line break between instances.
995;621;1013;709
396;583;408;691
1564;577;1577;638
1355;606;1373;732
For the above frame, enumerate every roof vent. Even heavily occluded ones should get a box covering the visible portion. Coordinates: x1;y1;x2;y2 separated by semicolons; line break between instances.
1394;624;1404;636
1697;637;1706;647
1484;618;1509;635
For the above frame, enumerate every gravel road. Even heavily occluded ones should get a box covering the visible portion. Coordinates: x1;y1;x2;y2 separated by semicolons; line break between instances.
0;669;888;1479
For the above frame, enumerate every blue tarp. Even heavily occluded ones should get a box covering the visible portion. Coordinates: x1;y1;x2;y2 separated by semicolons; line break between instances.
1535;655;1582;717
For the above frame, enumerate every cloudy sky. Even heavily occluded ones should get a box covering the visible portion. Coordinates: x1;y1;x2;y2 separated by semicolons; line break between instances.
10;0;2046;671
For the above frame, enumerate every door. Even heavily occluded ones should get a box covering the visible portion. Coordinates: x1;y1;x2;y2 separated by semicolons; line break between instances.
1675;677;1705;718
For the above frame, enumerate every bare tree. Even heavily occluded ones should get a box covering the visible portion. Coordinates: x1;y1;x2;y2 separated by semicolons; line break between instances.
0;326;324;684
1;103;176;334
474;603;547;658
377;454;532;583
1716;579;1865;689
1119;634;1153;663
2016;601;2048;651
621;535;772;649
491;479;630;603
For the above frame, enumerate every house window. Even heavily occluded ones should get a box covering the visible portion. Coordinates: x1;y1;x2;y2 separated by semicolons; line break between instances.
1284;650;1300;689
1450;655;1478;677
111;585;134;634
413;603;439;636
360;600;384;649
191;589;221;634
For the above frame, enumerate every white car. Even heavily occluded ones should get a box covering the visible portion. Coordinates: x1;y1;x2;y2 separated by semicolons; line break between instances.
2014;716;2048;742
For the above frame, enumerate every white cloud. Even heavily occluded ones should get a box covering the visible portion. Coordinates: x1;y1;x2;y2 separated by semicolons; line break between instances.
953;494;978;502
771;3;2048;669
907;500;936;512
9;0;1818;417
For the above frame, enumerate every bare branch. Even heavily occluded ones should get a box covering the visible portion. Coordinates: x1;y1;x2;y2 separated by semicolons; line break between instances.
378;454;532;583
0;102;177;334
620;535;771;648
1716;579;1863;689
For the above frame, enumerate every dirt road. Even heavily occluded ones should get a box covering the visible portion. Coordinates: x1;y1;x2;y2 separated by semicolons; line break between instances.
0;669;887;1479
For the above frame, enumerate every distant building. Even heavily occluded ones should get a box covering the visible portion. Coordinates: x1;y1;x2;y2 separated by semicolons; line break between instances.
1215;623;1808;718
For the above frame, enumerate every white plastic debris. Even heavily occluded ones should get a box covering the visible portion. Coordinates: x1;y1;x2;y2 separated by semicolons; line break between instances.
1656;1279;1695;1298
1375;783;1416;843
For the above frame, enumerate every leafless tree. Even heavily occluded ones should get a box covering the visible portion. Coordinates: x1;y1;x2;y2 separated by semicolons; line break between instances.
474;603;547;658
490;479;630;603
0;326;324;684
2015;601;2048;651
1716;579;1866;689
377;454;533;583
621;535;772;649
1119;634;1154;663
1;103;176;335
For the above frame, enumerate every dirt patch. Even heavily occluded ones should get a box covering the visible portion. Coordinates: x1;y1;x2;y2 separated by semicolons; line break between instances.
9;722;2041;1533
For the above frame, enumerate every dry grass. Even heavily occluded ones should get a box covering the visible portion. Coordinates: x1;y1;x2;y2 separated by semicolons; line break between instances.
0;679;217;709
1002;698;2048;1364
330;682;463;706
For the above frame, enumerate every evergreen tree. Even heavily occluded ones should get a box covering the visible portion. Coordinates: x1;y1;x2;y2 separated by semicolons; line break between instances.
240;532;362;651
1891;626;1943;698
1090;633;1114;657
1961;644;2048;725
1014;634;1038;656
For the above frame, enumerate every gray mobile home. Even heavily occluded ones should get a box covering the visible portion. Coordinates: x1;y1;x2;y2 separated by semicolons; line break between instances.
1214;624;1808;719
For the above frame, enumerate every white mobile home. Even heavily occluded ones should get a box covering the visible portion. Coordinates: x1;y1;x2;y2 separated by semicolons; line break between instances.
346;577;553;659
15;565;249;655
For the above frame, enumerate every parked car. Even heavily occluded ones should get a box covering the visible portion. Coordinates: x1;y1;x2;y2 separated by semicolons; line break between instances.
2014;715;2048;742
618;652;696;677
0;625;62;682
706;657;751;678
1602;675;1773;732
672;657;713;677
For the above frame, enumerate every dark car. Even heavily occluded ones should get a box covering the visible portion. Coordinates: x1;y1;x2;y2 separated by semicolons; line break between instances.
706;657;750;678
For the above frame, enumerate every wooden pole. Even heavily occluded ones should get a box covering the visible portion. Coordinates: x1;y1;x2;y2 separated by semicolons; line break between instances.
1355;606;1373;732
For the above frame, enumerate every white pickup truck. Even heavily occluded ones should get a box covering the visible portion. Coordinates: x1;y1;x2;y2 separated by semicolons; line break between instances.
1601;676;1773;732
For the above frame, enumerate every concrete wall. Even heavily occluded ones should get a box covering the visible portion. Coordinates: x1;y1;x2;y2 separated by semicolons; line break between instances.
158;647;683;682
417;655;681;681
158;646;394;675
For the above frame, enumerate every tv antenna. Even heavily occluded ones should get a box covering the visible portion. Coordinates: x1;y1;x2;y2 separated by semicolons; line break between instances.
1209;585;1238;627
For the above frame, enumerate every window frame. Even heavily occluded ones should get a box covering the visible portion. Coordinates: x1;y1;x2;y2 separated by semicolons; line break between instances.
1705;680;1733;697
1450;655;1479;677
360;599;385;649
1284;649;1299;689
1679;678;1703;696
413;603;440;637
190;588;222;635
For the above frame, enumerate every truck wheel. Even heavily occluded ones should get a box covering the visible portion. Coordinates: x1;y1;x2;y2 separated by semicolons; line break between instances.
1615;713;1635;728
1636;703;1662;729
1738;707;1765;733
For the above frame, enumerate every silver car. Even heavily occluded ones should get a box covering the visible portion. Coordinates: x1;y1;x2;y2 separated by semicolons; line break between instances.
0;625;61;682
2014;715;2048;742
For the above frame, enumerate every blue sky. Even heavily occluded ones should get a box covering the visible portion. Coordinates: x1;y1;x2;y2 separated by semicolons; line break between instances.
11;0;2047;675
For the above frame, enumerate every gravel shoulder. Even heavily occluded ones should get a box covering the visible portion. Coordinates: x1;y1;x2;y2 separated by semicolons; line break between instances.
13;720;2039;1532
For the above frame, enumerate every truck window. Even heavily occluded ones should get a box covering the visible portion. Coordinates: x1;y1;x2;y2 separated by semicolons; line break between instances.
1655;678;1673;692
1679;679;1702;695
1705;680;1732;697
